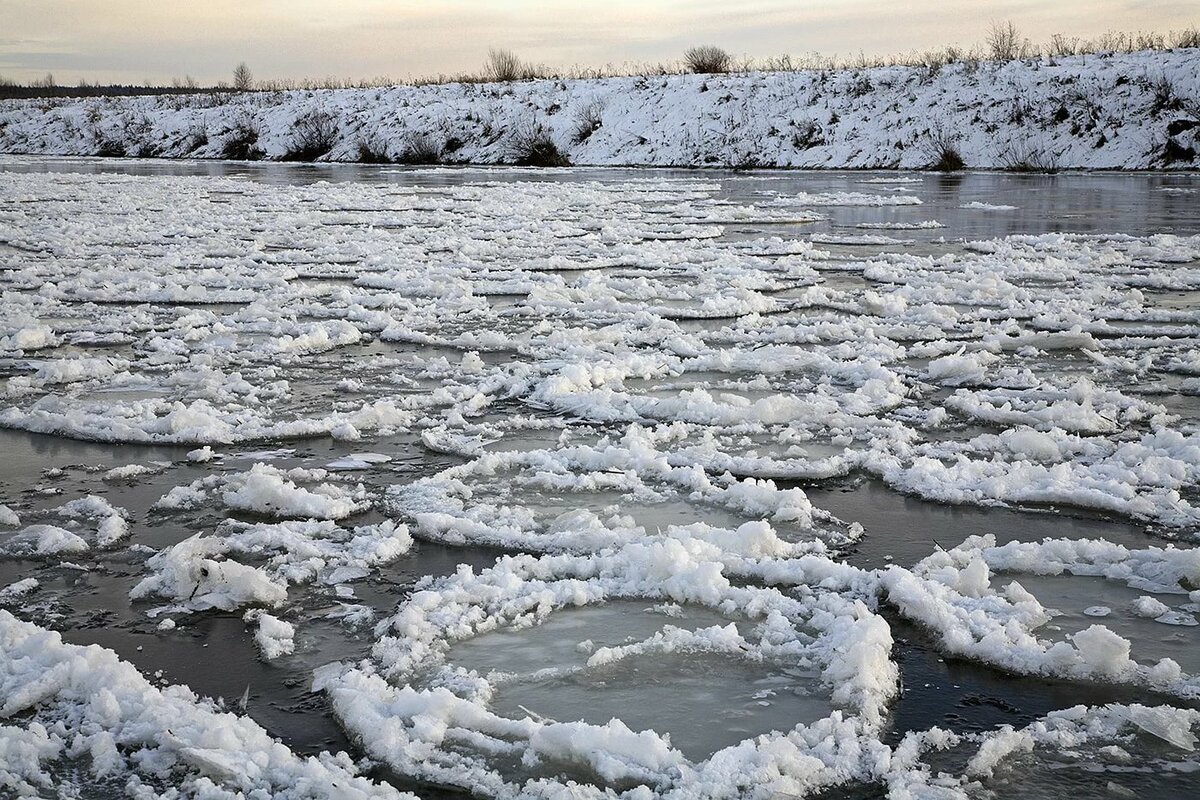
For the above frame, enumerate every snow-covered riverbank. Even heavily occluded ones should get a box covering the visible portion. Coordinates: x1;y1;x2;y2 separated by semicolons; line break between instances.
1;48;1198;169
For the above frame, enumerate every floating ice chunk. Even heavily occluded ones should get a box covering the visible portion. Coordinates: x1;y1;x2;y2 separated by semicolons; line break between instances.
103;463;155;481
0;578;39;604
1070;625;1134;679
328;539;894;796
1131;595;1171;618
0;611;409;797
21;356;128;387
960;201;1017;211
1128;705;1197;751
0;504;18;527
854;220;944;229
997;426;1062;462
263;320;362;356
785;191;923;206
130;535;288;611
131;517;409;615
54;495;130;547
420;427;491;457
884;703;1200;796
326;452;391;470
925;350;1000;386
0;395;415;445
885;536;1200;697
4;524;89;556
186;445;217;462
327;603;376;627
221;463;370;520
810;233;913;245
154;483;210;510
250;611;296;660
0;325;56;352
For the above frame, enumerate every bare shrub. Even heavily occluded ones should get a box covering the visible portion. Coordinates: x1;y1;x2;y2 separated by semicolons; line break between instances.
847;73;873;97
485;48;536;82
790;119;825;150
184;125;208;154
986;20;1028;61
763;54;795;72
508;123;570;166
94;137;126;158
281;110;339;161
1149;73;1182;113
1048;34;1081;57
397;133;444;165
1172;27;1200;49
571;99;605;143
684;46;732;74
221;119;262;160
356;136;392;164
924;121;965;170
1135;32;1165;51
998;138;1059;172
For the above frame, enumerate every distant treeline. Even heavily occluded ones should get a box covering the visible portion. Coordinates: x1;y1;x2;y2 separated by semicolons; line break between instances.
0;83;229;101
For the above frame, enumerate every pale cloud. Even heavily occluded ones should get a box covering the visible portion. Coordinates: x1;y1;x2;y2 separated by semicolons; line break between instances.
0;0;1195;84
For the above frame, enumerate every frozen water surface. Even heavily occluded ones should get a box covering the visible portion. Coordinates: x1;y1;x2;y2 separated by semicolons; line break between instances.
1;156;1200;798
444;601;832;760
1017;573;1200;675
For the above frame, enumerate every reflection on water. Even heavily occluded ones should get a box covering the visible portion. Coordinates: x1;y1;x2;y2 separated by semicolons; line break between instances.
3;155;1197;240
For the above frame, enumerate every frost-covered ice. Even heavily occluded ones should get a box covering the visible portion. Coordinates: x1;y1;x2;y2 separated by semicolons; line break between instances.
1;495;129;555
130;519;412;612
323;540;894;797
884;703;1200;799
882;536;1200;697
250;611;297;660
2;161;1200;798
0;611;410;798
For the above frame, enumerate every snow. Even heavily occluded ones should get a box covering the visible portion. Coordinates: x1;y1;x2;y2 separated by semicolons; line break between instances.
2;48;1197;169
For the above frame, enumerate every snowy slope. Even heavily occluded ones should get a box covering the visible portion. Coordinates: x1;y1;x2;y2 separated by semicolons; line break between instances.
1;48;1197;169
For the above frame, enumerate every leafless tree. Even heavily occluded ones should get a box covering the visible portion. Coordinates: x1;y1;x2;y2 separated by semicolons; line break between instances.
233;62;253;91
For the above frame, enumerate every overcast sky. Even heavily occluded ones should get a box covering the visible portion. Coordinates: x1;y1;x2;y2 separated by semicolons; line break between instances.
2;1;1197;85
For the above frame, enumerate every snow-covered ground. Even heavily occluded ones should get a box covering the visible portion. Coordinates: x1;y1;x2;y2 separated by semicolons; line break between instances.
1;159;1200;797
1;48;1199;169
